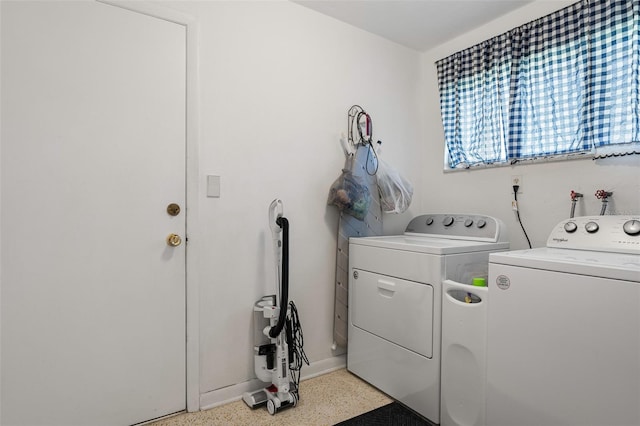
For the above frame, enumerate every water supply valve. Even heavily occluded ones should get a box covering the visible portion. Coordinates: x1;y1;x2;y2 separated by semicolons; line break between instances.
595;190;613;215
569;191;583;218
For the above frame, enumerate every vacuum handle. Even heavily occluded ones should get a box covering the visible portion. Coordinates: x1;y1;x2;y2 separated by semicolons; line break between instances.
269;216;289;338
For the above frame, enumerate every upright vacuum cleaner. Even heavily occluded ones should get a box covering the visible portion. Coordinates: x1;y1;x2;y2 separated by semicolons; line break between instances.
242;199;308;415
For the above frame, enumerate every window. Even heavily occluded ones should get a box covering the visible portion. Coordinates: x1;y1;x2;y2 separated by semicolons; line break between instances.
436;0;639;169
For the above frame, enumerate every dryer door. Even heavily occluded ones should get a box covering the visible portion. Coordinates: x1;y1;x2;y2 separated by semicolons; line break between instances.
351;269;433;358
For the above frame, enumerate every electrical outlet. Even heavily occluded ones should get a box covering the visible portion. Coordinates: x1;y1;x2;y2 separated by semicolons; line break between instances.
511;175;523;194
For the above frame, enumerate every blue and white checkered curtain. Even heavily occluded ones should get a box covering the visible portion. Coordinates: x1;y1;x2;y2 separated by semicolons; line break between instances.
437;34;511;166
437;0;640;168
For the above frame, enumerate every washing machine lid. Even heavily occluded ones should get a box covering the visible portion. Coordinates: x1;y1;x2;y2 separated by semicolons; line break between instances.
350;234;509;255
490;248;640;282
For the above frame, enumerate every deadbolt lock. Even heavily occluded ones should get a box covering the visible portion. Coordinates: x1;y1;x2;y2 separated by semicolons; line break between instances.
166;233;182;247
167;203;181;216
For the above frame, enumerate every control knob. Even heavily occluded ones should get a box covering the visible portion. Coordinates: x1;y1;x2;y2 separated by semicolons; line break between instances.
443;216;454;227
585;221;599;233
623;219;640;236
564;222;577;233
476;219;486;229
464;219;473;227
425;217;434;226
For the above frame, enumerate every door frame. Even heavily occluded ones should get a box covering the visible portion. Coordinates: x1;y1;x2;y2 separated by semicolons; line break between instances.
98;0;201;412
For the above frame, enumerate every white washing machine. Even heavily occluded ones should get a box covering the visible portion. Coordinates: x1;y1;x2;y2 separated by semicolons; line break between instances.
348;214;509;424
487;215;640;426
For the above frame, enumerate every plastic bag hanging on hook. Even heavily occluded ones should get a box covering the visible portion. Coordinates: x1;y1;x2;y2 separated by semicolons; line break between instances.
376;158;413;214
327;169;372;221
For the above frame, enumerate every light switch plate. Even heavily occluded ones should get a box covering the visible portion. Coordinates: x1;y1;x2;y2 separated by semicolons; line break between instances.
207;175;220;198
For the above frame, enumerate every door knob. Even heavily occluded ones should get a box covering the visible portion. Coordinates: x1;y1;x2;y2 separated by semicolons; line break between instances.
167;203;181;216
166;233;182;247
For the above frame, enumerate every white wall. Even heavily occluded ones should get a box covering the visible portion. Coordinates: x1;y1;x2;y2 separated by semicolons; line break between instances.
170;0;640;405
162;0;424;400
420;1;640;250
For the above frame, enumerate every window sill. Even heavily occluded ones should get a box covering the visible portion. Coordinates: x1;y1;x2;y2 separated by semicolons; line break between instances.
443;151;594;172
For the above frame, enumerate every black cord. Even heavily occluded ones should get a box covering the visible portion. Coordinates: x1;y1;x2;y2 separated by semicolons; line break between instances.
364;142;379;175
287;301;309;398
513;186;532;249
347;105;378;175
355;111;372;145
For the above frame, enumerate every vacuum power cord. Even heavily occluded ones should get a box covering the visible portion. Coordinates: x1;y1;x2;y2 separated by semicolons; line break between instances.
287;301;309;399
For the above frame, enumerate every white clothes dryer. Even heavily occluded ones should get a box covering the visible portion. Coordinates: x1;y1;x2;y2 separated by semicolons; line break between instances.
348;214;509;424
487;215;640;426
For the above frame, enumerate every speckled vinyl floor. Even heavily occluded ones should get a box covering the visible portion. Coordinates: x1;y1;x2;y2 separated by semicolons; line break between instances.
151;368;392;426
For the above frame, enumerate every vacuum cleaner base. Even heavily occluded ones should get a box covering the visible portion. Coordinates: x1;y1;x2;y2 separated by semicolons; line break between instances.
242;389;269;409
242;383;298;415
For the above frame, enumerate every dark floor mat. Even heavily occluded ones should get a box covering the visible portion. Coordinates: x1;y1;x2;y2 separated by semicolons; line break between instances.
334;402;436;426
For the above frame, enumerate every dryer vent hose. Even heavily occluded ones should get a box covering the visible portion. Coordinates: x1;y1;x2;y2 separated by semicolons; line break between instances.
269;216;289;338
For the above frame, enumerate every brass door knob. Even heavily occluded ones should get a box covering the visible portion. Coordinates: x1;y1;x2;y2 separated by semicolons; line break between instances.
166;233;182;247
167;203;181;216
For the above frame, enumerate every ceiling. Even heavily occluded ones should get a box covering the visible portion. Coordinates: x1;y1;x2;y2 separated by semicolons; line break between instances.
292;0;534;52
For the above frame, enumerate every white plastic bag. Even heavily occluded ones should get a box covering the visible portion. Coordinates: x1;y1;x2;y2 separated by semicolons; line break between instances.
376;159;413;213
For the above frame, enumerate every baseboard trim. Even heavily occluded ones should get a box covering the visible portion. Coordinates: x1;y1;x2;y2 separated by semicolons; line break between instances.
199;354;347;411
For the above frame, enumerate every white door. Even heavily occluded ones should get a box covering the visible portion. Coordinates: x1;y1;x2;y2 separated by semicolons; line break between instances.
1;1;187;425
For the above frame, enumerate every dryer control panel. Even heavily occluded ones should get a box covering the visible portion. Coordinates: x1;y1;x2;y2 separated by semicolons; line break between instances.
405;214;507;243
547;215;640;254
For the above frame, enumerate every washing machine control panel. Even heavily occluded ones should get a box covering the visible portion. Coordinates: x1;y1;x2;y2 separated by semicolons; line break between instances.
548;215;640;254
405;214;505;242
